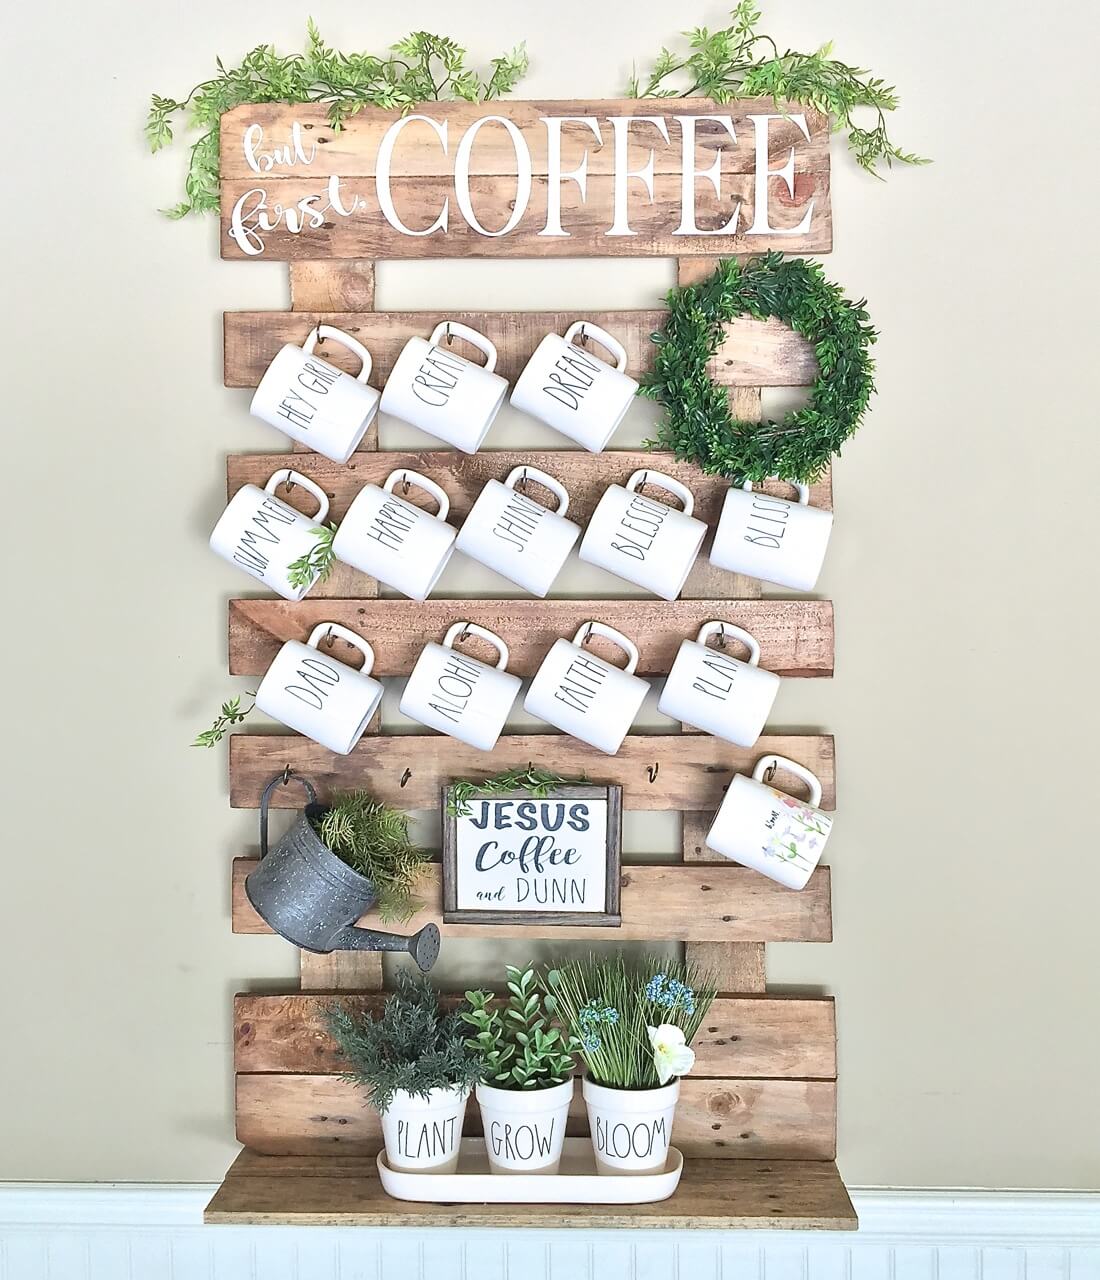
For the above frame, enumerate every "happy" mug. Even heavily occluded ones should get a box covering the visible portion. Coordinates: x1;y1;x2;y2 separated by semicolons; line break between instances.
710;480;833;591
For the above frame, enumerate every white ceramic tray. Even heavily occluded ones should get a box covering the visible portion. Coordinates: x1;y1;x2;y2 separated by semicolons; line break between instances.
377;1138;684;1204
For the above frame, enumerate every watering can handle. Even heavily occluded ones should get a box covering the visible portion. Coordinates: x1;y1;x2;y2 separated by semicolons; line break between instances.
259;771;318;859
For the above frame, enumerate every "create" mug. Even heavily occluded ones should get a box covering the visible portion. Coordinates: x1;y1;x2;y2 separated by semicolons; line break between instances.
710;480;833;591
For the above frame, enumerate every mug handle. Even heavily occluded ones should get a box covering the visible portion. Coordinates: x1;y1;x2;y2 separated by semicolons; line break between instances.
428;321;498;374
443;621;510;671
741;478;811;505
752;755;822;808
625;469;695;518
264;469;331;524
306;622;376;676
504;465;571;517
382;469;451;522
563;321;628;373
302;325;373;385
572;621;640;675
696;621;761;666
259;770;317;860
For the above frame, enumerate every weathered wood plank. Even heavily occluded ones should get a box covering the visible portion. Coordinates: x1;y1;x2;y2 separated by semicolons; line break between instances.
288;261;376;312
231;860;833;944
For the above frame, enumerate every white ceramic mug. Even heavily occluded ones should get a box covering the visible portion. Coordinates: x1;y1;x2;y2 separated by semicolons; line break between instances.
380;321;508;453
399;622;521;752
332;469;457;601
524;621;648;755
255;623;383;755
705;755;833;890
510;321;639;452
710;480;834;591
657;622;780;748
454;466;581;598
209;469;330;601
579;470;707;602
250;325;380;463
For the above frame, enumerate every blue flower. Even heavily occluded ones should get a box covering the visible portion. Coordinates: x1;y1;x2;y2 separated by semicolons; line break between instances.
582;1033;602;1052
602;1006;620;1026
645;973;669;1003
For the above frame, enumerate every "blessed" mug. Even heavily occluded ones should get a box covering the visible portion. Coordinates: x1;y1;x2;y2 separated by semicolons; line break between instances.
332;469;457;601
454;466;581;598
657;621;780;748
524;622;648;755
400;623;521;752
705;755;833;890
250;326;380;463
209;469;331;601
255;623;383;756
710;480;834;591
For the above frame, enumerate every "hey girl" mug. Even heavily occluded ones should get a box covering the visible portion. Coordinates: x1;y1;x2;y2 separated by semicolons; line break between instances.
255;623;383;756
250;325;380;463
710;480;834;591
332;469;457;601
454;466;581;598
400;623;521;752
705;755;833;890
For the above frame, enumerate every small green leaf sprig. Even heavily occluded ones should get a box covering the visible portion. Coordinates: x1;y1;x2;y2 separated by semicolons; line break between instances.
462;966;580;1091
286;522;337;592
192;693;254;747
446;766;582;818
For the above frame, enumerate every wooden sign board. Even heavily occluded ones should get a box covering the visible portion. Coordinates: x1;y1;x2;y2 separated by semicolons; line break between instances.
218;99;831;259
441;785;622;926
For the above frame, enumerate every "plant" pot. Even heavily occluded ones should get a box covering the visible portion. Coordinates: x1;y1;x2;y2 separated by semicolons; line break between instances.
582;1076;679;1176
381;1085;471;1174
475;1077;575;1175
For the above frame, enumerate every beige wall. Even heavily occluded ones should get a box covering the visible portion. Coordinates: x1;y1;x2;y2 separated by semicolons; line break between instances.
3;0;1097;1188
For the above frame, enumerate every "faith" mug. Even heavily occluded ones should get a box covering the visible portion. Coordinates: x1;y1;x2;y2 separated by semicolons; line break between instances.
710;480;834;591
250;326;380;463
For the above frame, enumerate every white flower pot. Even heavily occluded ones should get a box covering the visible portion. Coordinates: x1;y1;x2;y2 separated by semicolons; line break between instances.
379;1085;470;1175
581;1076;680;1176
475;1078;575;1175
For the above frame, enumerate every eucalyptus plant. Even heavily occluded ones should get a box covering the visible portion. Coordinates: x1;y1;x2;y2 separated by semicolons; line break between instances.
446;766;581;818
462;966;580;1091
286;522;338;591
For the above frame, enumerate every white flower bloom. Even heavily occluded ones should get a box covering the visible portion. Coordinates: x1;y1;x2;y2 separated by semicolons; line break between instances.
647;1023;695;1085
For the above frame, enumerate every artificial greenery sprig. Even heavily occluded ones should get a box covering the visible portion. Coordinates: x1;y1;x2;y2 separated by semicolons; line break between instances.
462;966;580;1091
192;693;254;748
629;1;927;177
446;766;582;818
286;522;337;592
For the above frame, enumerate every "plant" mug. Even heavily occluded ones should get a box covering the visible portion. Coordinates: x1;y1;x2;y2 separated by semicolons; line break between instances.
710;480;834;591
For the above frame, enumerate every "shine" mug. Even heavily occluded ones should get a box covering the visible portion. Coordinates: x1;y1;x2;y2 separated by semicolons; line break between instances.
710;480;833;591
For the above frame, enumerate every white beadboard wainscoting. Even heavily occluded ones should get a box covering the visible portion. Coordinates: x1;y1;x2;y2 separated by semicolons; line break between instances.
0;1186;1098;1279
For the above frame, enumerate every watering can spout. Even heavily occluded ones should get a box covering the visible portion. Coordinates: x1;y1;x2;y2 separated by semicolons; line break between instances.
333;923;441;973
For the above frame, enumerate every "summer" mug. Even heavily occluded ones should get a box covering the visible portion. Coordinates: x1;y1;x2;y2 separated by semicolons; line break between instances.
710;480;833;591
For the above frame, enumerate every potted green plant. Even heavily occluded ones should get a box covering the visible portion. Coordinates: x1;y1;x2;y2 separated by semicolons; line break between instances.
545;956;716;1175
461;965;581;1175
327;971;483;1174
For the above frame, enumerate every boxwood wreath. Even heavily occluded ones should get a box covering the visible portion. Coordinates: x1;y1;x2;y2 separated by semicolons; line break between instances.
641;252;877;482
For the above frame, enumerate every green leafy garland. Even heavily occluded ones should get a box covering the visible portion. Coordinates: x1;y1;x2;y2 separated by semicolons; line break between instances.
641;253;877;483
446;766;582;818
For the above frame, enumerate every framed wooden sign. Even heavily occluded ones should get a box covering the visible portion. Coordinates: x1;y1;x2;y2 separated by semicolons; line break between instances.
442;785;622;926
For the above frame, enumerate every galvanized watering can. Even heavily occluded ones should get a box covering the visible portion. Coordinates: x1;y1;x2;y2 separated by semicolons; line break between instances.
245;772;440;972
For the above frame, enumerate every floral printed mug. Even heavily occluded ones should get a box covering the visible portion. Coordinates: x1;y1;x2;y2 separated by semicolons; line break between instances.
704;755;832;890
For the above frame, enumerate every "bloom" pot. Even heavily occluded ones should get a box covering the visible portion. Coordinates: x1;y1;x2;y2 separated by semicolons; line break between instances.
380;1085;470;1175
581;1076;679;1176
475;1078;574;1175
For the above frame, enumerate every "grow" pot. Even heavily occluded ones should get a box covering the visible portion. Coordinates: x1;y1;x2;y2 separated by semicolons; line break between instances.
475;1078;575;1175
582;1076;679;1176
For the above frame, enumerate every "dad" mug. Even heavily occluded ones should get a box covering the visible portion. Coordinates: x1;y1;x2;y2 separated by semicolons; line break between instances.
454;466;581;598
710;481;834;592
332;469;457;601
579;470;706;602
510;321;638;453
380;321;508;453
705;755;833;890
657;621;780;748
400;623;521;752
255;623;383;756
209;469;331;601
524;622;648;755
250;326;380;463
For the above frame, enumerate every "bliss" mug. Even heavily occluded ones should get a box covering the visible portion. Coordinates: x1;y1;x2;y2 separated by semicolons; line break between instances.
209;469;331;601
255;623;383;756
332;469;457;601
250;325;380;463
524;621;648;755
705;755;833;890
579;470;707;602
710;480;834;591
400;623;521;752
657;621;780;748
454;466;581;598
510;321;638;452
380;321;508;453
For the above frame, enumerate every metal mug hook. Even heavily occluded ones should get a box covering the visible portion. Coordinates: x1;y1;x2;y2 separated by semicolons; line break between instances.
281;764;292;786
646;762;660;784
581;622;594;646
323;626;336;648
402;472;411;495
400;768;413;788
578;323;588;345
445;322;454;346
763;762;778;783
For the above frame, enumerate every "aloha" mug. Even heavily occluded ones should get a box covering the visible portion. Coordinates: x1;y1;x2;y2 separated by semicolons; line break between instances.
255;623;383;756
400;623;521;752
657;621;780;748
579;470;707;601
454;466;581;598
510;321;638;452
380;321;508;453
705;755;833;890
250;325;380;463
332;469;457;601
209;469;331;601
710;480;834;591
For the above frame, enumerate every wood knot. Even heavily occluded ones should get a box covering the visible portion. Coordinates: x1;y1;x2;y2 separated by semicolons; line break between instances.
706;1090;740;1117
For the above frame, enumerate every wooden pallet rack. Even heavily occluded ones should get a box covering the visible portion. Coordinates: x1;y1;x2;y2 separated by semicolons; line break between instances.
204;99;856;1230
